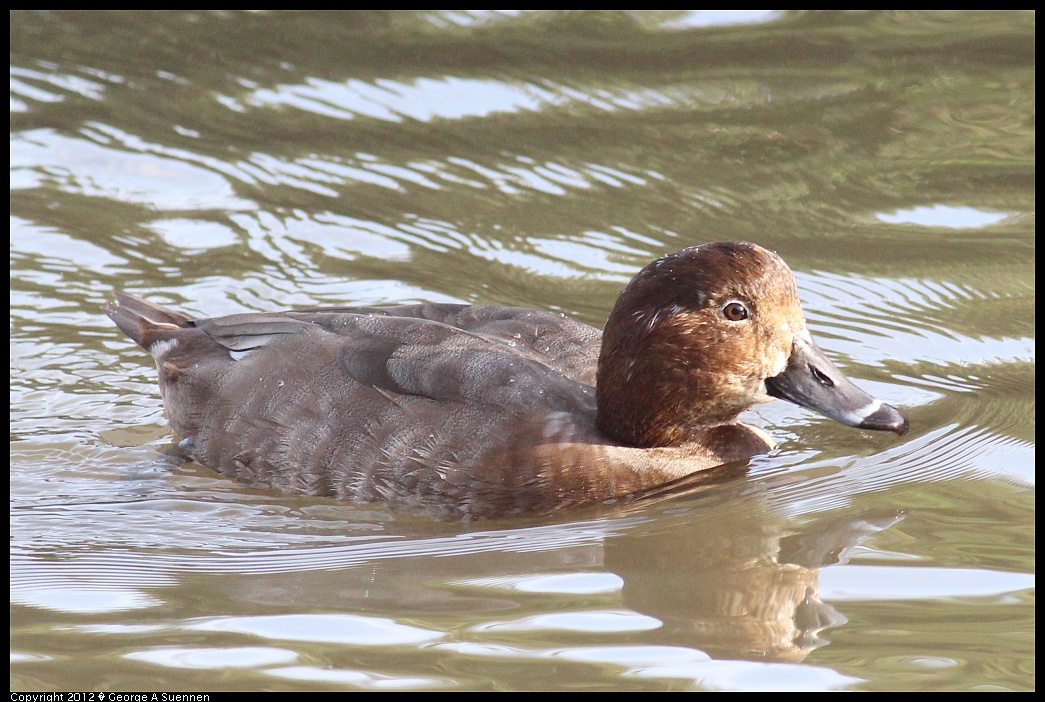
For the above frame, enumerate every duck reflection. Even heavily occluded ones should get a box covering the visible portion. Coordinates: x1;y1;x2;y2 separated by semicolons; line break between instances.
605;472;904;661
163;469;902;664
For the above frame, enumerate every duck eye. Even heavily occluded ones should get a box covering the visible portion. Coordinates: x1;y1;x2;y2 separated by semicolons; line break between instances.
722;301;749;322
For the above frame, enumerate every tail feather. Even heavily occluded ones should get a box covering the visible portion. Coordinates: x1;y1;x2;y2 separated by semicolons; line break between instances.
105;292;194;352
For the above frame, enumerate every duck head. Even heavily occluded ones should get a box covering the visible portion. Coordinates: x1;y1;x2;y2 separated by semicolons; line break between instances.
596;242;908;447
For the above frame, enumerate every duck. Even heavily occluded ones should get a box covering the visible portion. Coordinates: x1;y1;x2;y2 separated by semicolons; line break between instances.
105;241;908;518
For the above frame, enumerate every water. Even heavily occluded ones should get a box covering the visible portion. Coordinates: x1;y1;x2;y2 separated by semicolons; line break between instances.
10;11;1034;691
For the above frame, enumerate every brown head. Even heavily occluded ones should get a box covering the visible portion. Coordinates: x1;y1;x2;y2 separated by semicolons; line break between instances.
596;242;907;447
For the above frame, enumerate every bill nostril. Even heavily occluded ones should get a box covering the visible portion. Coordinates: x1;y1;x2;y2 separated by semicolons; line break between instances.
809;364;834;387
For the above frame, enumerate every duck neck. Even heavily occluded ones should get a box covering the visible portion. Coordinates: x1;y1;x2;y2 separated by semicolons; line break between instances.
595;309;735;448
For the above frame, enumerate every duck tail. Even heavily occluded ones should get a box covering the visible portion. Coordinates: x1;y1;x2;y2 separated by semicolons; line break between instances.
105;292;195;353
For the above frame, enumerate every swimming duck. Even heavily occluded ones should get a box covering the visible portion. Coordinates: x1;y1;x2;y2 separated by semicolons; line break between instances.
106;241;907;518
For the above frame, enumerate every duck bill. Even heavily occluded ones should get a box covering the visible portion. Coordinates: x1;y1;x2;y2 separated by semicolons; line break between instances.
765;335;909;435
